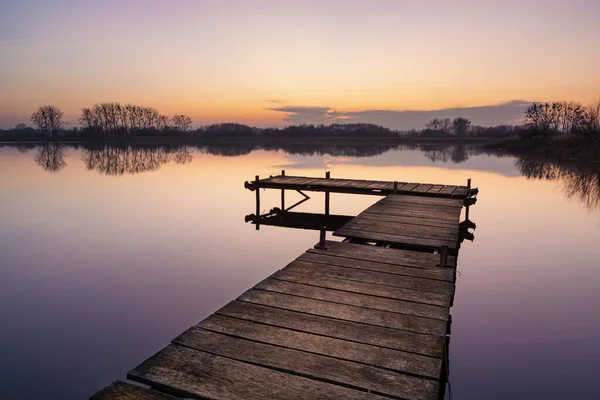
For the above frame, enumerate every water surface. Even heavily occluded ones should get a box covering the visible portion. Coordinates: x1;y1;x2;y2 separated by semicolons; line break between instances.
1;143;599;399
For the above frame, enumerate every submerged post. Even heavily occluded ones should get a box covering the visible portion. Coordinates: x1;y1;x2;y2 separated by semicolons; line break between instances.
255;175;260;230
281;170;285;210
439;246;449;268
318;227;327;249
465;178;472;221
325;171;331;216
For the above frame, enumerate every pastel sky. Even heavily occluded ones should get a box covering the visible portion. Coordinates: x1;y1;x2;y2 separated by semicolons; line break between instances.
1;0;599;129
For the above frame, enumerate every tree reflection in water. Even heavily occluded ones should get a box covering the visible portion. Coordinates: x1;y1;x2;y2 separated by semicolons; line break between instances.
35;141;67;172
517;158;600;211
81;144;193;175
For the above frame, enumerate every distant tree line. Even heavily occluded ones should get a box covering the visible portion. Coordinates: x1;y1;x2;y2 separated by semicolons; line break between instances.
1;99;598;143
523;100;600;141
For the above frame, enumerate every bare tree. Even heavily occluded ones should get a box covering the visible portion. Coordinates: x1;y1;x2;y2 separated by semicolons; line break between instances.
171;114;193;132
31;105;64;138
452;117;471;137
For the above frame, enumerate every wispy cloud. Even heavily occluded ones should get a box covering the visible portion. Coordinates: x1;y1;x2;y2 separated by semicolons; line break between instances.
0;38;29;46
268;101;532;129
264;99;285;104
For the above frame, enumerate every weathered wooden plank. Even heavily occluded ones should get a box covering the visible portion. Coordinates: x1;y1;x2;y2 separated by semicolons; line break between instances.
453;186;470;197
297;252;455;281
410;184;434;193
335;228;458;250
375;200;462;215
239;289;447;336
128;345;392;400
272;269;452;307
255;278;449;320
340;220;459;242
384;194;463;207
344;180;380;189
363;204;460;222
364;181;399;190
426;185;445;194
217;301;445;357
194;314;442;379
90;381;177;400
309;241;456;268
397;183;420;192
437;185;458;195
173;328;439;400
284;260;454;294
358;212;459;230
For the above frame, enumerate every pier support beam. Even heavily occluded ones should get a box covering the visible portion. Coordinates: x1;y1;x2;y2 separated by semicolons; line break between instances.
325;171;330;216
255;175;260;230
281;170;285;210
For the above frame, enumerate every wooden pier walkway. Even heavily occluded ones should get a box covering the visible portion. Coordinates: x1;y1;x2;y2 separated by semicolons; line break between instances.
244;174;472;198
91;174;477;400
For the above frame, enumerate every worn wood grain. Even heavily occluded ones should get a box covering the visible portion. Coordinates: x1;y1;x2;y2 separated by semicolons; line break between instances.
128;345;393;400
297;252;455;281
375;200;461;216
90;381;178;400
357;212;458;230
340;220;459;242
397;183;420;192
193;314;442;379
173;327;439;400
255;278;449;320
217;301;445;357
239;289;447;336
365;204;460;222
310;241;456;268
411;184;435;193
285;260;454;294
437;185;458;195
453;186;470;197
426;185;445;194
271;269;452;307
383;194;464;207
335;227;457;250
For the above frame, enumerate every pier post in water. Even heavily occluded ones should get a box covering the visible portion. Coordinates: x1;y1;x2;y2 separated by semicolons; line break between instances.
281;170;285;210
255;175;260;230
325;171;330;217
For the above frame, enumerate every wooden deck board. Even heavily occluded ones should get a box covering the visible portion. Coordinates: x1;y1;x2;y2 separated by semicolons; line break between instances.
255;278;450;320
284;260;455;295
217;301;446;357
173;328;439;399
271;269;452;307
194;314;442;378
128;345;396;400
310;240;457;268
238;289;447;336
296;252;455;281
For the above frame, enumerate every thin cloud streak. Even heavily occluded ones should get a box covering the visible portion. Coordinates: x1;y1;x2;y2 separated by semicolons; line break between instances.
268;101;532;129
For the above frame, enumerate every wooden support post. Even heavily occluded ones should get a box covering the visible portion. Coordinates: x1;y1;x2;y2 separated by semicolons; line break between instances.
325;171;330;216
255;175;260;230
439;246;448;268
393;181;398;194
281;170;285;210
465;178;472;221
318;228;327;249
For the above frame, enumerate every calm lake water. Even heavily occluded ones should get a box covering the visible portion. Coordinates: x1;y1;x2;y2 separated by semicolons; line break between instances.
1;143;599;400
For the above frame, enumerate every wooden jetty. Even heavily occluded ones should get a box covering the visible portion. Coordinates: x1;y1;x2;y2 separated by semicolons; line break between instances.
91;173;478;400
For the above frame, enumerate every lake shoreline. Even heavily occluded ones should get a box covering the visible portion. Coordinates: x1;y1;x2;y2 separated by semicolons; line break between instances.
0;136;497;146
487;136;600;164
